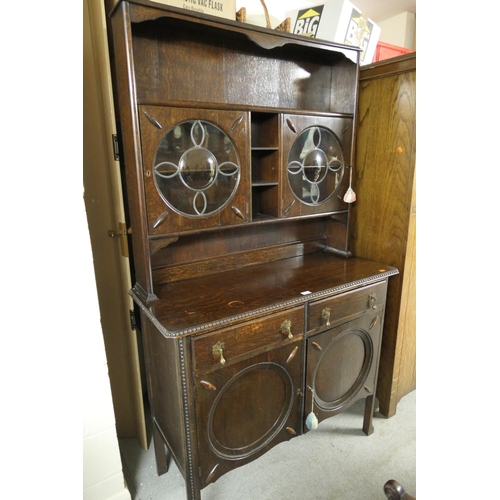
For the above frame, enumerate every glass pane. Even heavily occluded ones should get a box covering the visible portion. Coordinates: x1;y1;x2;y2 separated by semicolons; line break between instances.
153;120;240;217
287;126;344;206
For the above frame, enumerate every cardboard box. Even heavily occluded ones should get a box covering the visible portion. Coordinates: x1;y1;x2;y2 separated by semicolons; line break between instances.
151;0;236;21
287;1;381;65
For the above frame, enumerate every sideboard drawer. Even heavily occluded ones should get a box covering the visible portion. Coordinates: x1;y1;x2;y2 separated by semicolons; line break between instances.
308;281;388;334
192;307;304;373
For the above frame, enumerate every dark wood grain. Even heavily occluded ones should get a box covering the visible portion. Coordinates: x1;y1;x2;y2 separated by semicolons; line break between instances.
308;281;387;335
305;309;384;435
105;4;399;499
152;239;326;284
352;53;416;417
194;341;303;488
141;319;187;477
149;218;329;271
191;307;304;374
145;252;396;335
128;10;357;114
110;3;156;300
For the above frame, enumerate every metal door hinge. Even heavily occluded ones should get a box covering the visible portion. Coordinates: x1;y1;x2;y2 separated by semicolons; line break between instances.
130;310;137;331
108;221;131;258
112;134;120;161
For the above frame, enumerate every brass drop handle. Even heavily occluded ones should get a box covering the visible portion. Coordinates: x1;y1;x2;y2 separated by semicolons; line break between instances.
368;292;377;309
212;341;226;365
321;307;331;326
281;319;293;339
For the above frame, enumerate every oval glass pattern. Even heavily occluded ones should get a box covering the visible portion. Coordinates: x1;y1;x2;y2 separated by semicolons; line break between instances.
287;126;344;206
153;120;241;217
208;363;293;460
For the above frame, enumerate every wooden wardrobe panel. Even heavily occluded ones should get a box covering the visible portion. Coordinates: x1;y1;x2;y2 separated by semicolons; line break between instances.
352;53;416;417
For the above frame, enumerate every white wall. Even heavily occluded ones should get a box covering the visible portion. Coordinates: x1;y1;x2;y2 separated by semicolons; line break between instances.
378;11;416;49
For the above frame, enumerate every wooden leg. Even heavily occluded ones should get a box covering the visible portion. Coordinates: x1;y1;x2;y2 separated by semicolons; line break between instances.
152;421;170;476
362;394;375;435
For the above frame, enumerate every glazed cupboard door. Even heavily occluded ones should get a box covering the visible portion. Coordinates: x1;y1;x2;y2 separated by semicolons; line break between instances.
280;114;352;218
305;309;383;435
139;106;251;235
193;341;303;488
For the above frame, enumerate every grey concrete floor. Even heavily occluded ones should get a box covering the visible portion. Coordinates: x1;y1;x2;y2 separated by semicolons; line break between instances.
119;390;416;500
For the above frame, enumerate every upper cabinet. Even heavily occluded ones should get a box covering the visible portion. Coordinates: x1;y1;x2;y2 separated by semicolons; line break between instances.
107;0;361;298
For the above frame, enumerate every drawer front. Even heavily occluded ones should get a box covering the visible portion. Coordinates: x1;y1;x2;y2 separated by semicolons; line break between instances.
192;307;304;373
308;281;387;334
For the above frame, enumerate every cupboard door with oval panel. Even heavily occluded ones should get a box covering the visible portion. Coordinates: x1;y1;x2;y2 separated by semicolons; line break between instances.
139;106;250;235
194;340;303;488
304;309;384;435
281;114;353;218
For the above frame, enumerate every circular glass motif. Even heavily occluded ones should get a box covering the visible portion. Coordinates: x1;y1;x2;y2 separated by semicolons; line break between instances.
153;120;240;217
287;126;344;206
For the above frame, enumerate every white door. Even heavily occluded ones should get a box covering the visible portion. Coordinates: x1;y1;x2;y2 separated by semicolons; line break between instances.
83;0;147;449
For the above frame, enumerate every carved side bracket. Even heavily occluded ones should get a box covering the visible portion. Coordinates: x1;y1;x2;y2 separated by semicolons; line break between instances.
150;237;179;256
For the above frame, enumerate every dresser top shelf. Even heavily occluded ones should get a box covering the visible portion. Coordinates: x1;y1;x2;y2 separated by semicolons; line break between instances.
131;252;397;337
106;0;360;57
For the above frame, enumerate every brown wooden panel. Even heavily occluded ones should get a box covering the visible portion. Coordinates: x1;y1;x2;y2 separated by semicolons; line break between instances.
353;73;416;265
395;169;416;401
110;3;156;299
133;20;225;105
141;318;188;475
191;307;304;374
359;52;416;81
305;310;384;432
352;54;416;417
129;12;356;113
150;218;329;270
194;341;303;488
149;253;396;335
308;281;387;334
153;239;325;284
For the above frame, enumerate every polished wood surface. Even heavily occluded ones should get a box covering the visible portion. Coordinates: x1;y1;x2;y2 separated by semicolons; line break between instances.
105;3;399;499
138;252;397;335
129;5;357;114
191;307;304;373
109;1;157;301
305;307;385;436
308;280;387;334
194;340;303;487
352;53;416;417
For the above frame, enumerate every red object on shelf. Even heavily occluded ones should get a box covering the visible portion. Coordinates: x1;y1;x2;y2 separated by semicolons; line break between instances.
374;41;414;62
